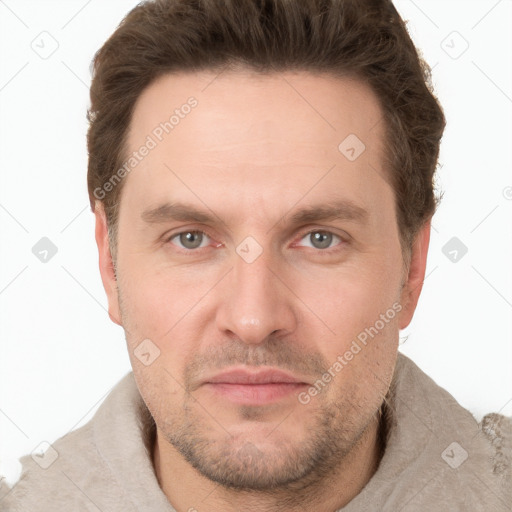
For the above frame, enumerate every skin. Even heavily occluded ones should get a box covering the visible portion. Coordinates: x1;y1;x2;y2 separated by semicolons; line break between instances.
95;70;430;512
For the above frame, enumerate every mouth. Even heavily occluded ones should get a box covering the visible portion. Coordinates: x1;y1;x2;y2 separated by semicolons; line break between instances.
201;368;310;405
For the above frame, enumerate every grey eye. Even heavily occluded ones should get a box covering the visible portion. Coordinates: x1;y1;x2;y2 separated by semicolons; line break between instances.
309;231;333;249
297;231;341;250
171;231;209;250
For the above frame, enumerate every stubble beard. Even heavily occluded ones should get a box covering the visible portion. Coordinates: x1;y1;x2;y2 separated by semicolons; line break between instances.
159;388;381;495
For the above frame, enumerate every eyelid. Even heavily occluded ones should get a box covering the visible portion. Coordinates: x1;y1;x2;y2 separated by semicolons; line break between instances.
164;227;222;251
169;231;210;249
163;226;348;253
292;227;348;251
164;225;211;241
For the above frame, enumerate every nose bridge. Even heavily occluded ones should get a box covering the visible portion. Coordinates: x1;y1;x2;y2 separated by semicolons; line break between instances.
216;245;296;344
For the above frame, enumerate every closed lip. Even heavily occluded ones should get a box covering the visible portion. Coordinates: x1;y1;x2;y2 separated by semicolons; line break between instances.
203;368;309;386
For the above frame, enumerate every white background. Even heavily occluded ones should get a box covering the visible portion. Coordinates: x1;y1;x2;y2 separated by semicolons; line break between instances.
1;0;511;486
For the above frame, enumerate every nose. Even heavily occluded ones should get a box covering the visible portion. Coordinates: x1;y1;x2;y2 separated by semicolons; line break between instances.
215;248;297;345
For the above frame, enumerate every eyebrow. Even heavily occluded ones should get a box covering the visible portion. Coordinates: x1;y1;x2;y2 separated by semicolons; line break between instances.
286;200;368;226
141;199;368;227
141;202;215;224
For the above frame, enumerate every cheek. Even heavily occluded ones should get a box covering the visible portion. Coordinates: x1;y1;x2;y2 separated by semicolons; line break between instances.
295;260;402;334
119;273;193;408
289;258;402;392
130;355;186;436
118;257;203;329
117;261;211;378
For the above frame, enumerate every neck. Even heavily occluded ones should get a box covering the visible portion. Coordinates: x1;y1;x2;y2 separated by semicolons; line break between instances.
152;412;384;512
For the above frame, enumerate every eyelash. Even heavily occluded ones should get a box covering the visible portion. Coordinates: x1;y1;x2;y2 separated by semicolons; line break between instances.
164;228;346;255
291;229;345;254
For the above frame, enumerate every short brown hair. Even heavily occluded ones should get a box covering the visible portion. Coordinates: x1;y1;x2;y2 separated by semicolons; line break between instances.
87;0;445;257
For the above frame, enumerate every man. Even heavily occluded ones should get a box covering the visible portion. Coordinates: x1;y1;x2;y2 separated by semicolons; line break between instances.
1;0;510;510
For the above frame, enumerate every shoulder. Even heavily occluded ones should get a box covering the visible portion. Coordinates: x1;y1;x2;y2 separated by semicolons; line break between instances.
479;412;512;480
385;354;512;509
0;421;125;511
0;373;146;511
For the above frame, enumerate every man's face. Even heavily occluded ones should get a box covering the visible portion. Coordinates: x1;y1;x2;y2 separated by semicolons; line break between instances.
97;71;426;490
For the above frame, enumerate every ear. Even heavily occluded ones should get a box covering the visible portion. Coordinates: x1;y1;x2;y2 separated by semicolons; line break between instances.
94;202;122;326
398;220;431;329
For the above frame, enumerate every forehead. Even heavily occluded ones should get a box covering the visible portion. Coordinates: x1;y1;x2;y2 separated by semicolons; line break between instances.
122;70;391;223
128;69;385;158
